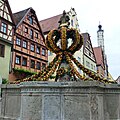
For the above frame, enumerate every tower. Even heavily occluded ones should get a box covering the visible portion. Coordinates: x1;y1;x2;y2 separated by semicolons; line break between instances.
97;23;108;78
97;24;105;52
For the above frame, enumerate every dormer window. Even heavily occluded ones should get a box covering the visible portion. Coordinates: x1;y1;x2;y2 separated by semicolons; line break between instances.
29;16;33;25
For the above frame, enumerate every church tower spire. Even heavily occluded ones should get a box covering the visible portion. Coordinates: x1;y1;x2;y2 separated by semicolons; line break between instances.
97;23;105;52
97;23;109;78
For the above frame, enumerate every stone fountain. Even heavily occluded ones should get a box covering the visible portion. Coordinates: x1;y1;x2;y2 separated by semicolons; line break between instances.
0;11;119;120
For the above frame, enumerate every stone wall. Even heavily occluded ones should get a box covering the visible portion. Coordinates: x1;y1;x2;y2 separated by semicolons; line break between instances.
0;81;120;120
0;84;21;120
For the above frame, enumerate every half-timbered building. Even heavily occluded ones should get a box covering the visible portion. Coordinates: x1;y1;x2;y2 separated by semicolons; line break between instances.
0;0;15;80
82;33;97;74
9;7;48;81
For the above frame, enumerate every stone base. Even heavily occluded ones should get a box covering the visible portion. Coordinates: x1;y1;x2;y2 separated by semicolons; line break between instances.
0;81;120;120
0;116;20;120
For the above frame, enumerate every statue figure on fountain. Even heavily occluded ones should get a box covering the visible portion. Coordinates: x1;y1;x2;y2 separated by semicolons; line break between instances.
58;10;70;28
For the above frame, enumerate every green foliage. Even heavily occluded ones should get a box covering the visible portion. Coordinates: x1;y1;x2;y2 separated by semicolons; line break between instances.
13;68;36;75
50;75;56;79
2;79;8;84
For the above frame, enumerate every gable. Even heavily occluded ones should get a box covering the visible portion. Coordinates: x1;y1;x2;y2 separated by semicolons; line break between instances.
0;0;14;24
14;8;43;36
14;8;45;44
82;33;96;62
23;11;39;30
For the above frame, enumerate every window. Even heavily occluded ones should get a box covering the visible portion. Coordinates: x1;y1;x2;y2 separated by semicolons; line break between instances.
88;43;90;49
0;44;5;57
22;57;27;66
77;57;81;62
1;22;7;34
24;27;28;33
42;48;46;56
86;61;90;67
36;46;40;54
35;32;38;38
78;68;81;74
30;44;34;51
31;60;35;68
42;63;46;69
84;49;87;54
91;64;93;69
89;52;91;57
30;29;33;39
36;62;40;70
29;16;33;24
16;37;21;46
23;40;27;48
88;62;90;67
94;66;96;71
15;55;21;64
48;51;52;56
71;19;73;26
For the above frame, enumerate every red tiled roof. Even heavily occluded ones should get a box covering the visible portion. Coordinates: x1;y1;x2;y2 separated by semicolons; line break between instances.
39;14;62;33
93;47;104;68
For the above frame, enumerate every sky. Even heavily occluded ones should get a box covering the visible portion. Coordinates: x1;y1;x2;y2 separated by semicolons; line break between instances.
8;0;120;79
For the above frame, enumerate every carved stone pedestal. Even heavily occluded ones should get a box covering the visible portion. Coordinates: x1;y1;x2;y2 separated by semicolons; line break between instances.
1;81;120;120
